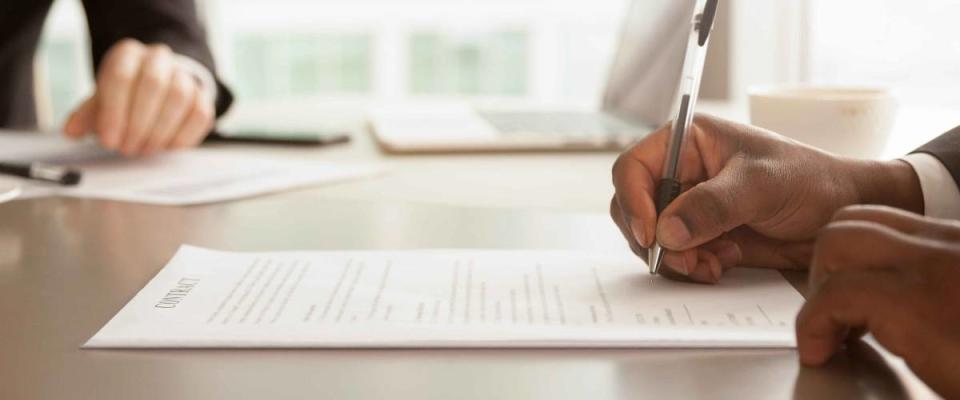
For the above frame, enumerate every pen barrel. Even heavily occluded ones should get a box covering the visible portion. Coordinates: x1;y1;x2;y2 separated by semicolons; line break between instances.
0;163;30;177
655;178;682;214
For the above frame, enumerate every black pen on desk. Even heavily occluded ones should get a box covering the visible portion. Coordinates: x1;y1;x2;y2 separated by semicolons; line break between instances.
649;0;718;275
0;162;82;186
204;130;351;147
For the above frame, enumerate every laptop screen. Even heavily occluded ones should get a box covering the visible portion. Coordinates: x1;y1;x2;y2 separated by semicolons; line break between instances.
602;0;696;126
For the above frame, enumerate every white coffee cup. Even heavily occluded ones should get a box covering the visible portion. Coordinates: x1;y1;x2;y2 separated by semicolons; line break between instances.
749;86;898;159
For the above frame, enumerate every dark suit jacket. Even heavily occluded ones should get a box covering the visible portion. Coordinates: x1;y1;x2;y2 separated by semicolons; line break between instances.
0;0;232;129
917;127;960;187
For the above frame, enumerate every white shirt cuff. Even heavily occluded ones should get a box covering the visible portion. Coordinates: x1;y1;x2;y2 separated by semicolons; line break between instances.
174;54;218;108
901;153;960;219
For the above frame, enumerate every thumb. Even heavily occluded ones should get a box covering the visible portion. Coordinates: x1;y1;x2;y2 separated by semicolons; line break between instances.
657;161;766;250
64;96;97;139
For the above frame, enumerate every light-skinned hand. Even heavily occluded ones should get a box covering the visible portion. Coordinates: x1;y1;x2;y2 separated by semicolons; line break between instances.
63;38;214;157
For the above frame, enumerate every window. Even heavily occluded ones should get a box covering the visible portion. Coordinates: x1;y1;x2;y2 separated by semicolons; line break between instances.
34;0;628;129
204;0;626;107
36;0;92;128
805;0;960;107
38;38;87;125
409;30;529;96
231;32;373;99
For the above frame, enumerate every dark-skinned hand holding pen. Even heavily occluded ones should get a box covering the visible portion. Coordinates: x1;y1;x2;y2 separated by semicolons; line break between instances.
610;114;923;283
610;114;960;397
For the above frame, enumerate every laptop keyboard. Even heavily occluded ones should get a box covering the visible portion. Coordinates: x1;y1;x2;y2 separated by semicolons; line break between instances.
480;111;649;138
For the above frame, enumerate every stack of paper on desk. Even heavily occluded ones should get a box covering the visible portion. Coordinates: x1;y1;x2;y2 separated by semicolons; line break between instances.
24;151;381;205
0;133;380;205
85;246;806;349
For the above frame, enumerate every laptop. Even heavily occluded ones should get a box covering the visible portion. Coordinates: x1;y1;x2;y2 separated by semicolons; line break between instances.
370;0;696;153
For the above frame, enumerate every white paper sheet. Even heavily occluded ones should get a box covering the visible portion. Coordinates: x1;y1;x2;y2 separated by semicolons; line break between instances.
85;246;806;348
0;132;381;205
47;151;380;205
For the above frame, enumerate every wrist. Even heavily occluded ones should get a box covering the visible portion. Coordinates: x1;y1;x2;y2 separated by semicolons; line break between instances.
848;158;924;214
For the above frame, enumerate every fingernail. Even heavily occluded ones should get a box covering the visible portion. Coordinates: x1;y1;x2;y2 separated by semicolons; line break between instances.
663;253;689;275
630;219;647;247
709;262;722;282
658;216;692;248
679;257;690;275
716;243;742;268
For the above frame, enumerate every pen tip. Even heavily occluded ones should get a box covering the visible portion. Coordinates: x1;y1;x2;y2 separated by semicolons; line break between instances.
648;246;664;275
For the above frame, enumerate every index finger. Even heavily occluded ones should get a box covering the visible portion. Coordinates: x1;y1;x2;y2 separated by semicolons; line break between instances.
611;133;664;248
796;271;920;366
832;205;960;242
810;220;938;288
94;40;146;150
611;119;712;248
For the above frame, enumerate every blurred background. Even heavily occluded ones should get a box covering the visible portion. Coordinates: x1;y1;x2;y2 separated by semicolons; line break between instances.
33;0;960;132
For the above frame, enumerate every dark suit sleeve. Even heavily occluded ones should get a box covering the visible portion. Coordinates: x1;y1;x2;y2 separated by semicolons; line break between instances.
913;126;960;189
81;0;233;117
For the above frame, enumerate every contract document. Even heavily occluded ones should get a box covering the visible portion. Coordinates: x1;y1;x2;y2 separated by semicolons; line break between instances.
86;246;805;349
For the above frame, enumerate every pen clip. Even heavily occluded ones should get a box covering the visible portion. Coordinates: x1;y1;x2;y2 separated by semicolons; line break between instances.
697;0;719;46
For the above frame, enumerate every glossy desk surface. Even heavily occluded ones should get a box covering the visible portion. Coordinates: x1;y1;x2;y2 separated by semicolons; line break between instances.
0;123;939;399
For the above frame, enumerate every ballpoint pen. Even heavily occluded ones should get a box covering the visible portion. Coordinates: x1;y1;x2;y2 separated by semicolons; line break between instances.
649;0;718;274
0;161;82;186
